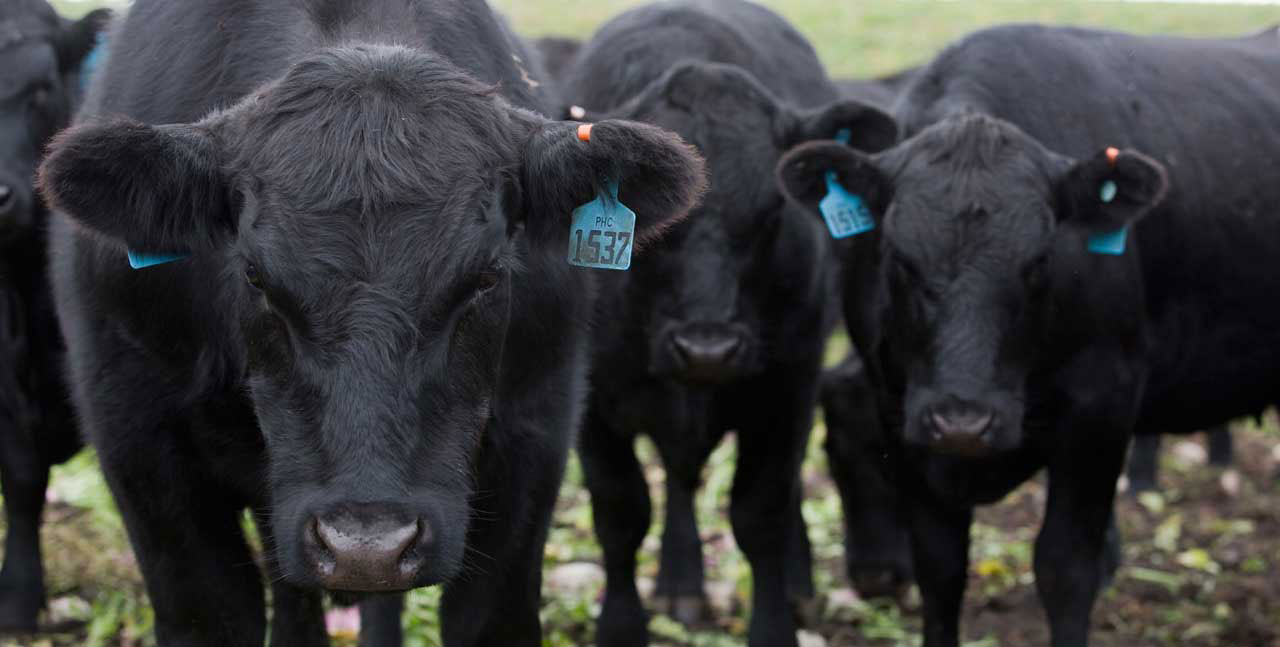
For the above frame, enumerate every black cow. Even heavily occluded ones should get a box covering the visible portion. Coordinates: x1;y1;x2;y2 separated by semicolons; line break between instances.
779;24;1280;647
0;0;107;634
818;352;913;600
35;0;705;645
560;2;894;646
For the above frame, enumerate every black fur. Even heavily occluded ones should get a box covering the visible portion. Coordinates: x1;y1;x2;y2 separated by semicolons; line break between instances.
560;2;893;646
779;24;1280;647
37;1;704;646
0;0;108;633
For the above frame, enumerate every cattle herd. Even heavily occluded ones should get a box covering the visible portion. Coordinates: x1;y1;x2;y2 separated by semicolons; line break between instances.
0;0;1277;646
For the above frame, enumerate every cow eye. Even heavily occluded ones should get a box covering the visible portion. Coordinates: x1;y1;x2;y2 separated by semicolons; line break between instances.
476;266;502;294
245;264;264;290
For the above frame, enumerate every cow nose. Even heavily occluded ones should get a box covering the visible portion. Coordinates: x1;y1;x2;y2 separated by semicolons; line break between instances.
309;508;427;591
926;401;995;455
0;185;14;216
673;331;741;365
670;324;745;382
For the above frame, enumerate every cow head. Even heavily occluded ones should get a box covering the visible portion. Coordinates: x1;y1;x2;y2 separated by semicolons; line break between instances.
0;1;108;245
40;44;704;592
594;61;895;384
780;113;1166;456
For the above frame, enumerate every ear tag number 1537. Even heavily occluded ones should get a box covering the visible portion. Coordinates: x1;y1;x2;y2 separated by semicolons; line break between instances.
568;179;635;271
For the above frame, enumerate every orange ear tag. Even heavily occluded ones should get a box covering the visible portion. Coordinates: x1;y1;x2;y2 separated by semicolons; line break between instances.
578;124;593;142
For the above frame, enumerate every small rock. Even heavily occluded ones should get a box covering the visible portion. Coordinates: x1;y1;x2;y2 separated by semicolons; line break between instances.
705;579;736;614
797;629;828;647
1219;468;1242;497
1171;440;1207;466
47;595;92;624
545;562;604;595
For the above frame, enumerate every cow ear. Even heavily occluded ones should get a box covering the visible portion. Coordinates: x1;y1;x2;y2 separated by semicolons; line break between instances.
1055;148;1168;233
521;118;707;246
38;118;236;253
784;100;898;153
56;8;112;74
777;140;892;222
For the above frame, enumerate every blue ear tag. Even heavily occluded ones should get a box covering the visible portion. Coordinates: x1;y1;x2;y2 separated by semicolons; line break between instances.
567;179;635;271
835;128;853;145
80;33;108;92
1087;180;1127;255
127;250;190;270
820;171;876;239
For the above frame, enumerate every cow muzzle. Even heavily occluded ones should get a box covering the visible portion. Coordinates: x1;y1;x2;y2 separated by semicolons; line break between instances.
302;503;431;592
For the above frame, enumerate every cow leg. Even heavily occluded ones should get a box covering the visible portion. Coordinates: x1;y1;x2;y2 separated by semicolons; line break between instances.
358;594;404;647
0;419;48;633
785;482;816;621
439;432;568;647
731;404;810;647
653;435;713;628
579;415;651;647
825;428;913;600
1125;434;1160;494
1206;425;1233;466
1036;438;1129;647
96;430;265;647
908;497;971;647
253;512;328;647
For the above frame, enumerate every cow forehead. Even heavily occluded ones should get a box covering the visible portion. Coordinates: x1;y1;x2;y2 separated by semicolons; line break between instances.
886;160;1055;268
233;56;514;214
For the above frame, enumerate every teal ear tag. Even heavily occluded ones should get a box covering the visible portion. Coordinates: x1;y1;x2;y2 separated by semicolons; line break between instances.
1088;180;1126;255
127;250;190;270
835;128;853;145
567;179;635;271
820;171;876;239
80;33;107;92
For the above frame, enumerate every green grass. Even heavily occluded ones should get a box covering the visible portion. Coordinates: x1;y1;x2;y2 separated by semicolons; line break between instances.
18;1;1280;646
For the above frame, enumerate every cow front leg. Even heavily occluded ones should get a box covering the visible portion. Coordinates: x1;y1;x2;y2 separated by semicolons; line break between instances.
0;418;49;633
1036;436;1129;647
908;496;972;647
580;413;652;647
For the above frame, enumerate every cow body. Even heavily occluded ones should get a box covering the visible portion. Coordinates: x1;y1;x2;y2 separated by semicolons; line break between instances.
0;0;106;633
561;2;895;646
779;24;1280;647
39;1;705;645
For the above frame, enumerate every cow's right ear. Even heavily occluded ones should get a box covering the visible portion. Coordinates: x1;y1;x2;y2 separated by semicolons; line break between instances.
38;119;236;253
777;140;893;221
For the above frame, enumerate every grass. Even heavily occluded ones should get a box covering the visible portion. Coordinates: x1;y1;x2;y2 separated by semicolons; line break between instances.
16;1;1280;646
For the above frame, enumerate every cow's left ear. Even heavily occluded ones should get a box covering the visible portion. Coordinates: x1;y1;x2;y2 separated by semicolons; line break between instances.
1054;148;1168;233
521;118;707;246
55;9;112;74
782;100;898;154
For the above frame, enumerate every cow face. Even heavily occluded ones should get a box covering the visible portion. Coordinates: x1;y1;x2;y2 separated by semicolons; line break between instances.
597;62;895;384
780;114;1166;457
0;2;107;244
40;45;705;592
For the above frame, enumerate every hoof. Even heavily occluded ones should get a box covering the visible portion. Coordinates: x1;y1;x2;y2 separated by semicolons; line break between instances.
850;566;911;601
652;593;713;628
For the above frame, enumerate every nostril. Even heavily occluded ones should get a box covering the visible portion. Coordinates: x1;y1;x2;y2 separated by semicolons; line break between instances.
929;406;994;437
671;332;742;363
